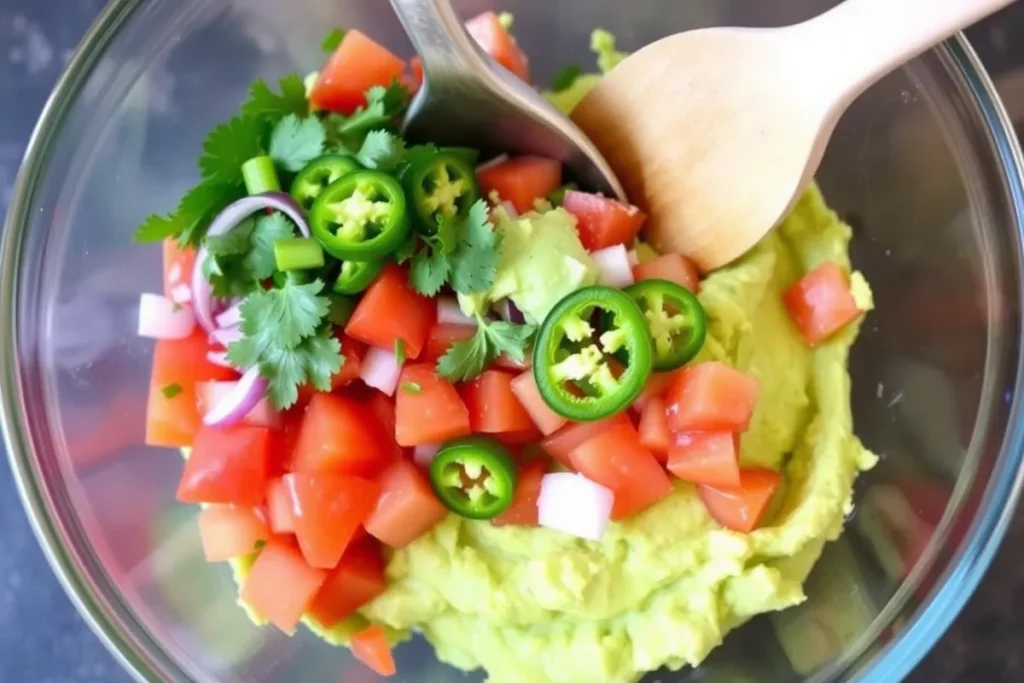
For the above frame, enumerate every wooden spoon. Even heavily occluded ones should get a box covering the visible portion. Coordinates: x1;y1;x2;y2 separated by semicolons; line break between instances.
571;0;1014;271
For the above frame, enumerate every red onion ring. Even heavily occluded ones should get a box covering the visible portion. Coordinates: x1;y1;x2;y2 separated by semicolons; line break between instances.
202;365;268;428
192;193;310;332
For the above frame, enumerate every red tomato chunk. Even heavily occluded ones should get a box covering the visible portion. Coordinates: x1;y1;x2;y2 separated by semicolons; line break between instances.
364;460;449;548
285;472;381;569
477;156;561;214
307;539;388;628
240;539;327;634
395;364;471;446
176;425;271;506
667;431;741;487
562;190;646;251
698;468;782;533
784;261;861;345
310;30;405;114
346;264;434;360
666;362;759;433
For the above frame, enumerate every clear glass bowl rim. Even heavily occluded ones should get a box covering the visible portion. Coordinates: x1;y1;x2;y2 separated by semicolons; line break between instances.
3;2;1024;682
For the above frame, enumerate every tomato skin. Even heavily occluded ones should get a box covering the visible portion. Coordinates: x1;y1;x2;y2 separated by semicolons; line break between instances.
307;539;387;628
346;264;434;360
633;253;700;293
290;393;395;477
285;472;381;569
492;459;547;527
265;477;296;534
424;323;475;362
667;431;741;487
146;330;238;448
698;468;782;532
784;262;861;345
510;370;567;436
569;422;674;520
476;156;561;214
637;397;671;460
162;239;195;297
665;362;760;433
395;364;471;447
176;425;271;506
351;624;397;677
562;190;647;251
464;11;529;81
540;413;632;469
197;505;270;562
364;459;448;548
331;335;365;390
461;370;535;434
310;30;405;114
240;539;327;634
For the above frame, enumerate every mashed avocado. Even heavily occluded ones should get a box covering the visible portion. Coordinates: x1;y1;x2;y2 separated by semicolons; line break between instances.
460;206;598;324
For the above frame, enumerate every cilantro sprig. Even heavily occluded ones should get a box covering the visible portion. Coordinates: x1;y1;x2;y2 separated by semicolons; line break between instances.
324;81;410;152
410;199;499;297
201;213;295;297
437;316;535;382
227;280;343;409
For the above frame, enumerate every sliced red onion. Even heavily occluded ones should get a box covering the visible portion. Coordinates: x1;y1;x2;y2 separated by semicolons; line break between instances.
591;244;635;289
437;296;476;327
137;293;195;340
206;350;238;370
169;283;192;304
498;299;526;325
627;249;640;267
413;443;442;468
215;301;243;329
210;325;243;348
201;366;272;428
192;193;310;332
475;153;508;173
537;473;614;541
360;347;402;396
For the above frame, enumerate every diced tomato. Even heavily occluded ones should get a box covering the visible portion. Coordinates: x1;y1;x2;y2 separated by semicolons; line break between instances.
633;253;700;293
540;413;632;469
667;432;741;487
285;472;381;569
364;390;405;461
176;425;271;506
265;477;296;534
784;262;862;346
290;393;395;477
424;323;475;362
162;239;196;298
307;539;387;627
477;156;561;214
461;370;534;434
240;539;326;634
666;362;759;433
569;423;674;519
562;190;647;252
364;460;448;548
310;30;405;115
464;11;529;81
510;371;567;436
637;397;671;460
492;459;547;527
698;468;782;533
494;423;543;447
145;330;238;448
351;624;397;677
346;264;434;360
332;336;365;390
395;364;471;446
632;371;677;413
197;505;269;562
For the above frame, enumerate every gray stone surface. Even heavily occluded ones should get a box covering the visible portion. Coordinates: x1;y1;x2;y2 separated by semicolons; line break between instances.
0;2;1021;682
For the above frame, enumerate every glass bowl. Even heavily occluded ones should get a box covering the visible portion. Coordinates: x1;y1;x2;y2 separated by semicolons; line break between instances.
3;1;1024;681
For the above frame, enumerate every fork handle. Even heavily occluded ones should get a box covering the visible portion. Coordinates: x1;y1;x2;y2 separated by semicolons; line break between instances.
389;0;488;77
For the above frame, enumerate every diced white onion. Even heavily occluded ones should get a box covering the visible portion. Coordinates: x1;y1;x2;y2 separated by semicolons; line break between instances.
627;249;640;267
591;245;635;289
537;473;614;541
413;443;442;468
137;293;195;340
437;296;477;327
360;347;402;396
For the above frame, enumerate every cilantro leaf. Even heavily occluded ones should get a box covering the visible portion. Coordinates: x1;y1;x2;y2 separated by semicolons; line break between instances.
134;212;185;243
335;81;410;139
436;317;534;382
259;333;343;408
175;181;245;247
242;75;309;121
202;251;256;298
551;64;582;92
205;219;254;256
321;28;346;53
410;247;450;296
269;114;326;172
355;130;407;171
450;200;499;294
199;115;268;185
236;280;330;354
394;233;418;264
246;213;295;279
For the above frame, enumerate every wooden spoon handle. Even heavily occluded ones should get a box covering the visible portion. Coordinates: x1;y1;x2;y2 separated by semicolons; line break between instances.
796;0;1015;105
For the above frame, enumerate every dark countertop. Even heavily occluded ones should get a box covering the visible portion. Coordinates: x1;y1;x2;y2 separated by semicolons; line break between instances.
0;3;1022;682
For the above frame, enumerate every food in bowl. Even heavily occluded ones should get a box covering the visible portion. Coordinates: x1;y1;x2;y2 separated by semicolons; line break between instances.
135;12;877;682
